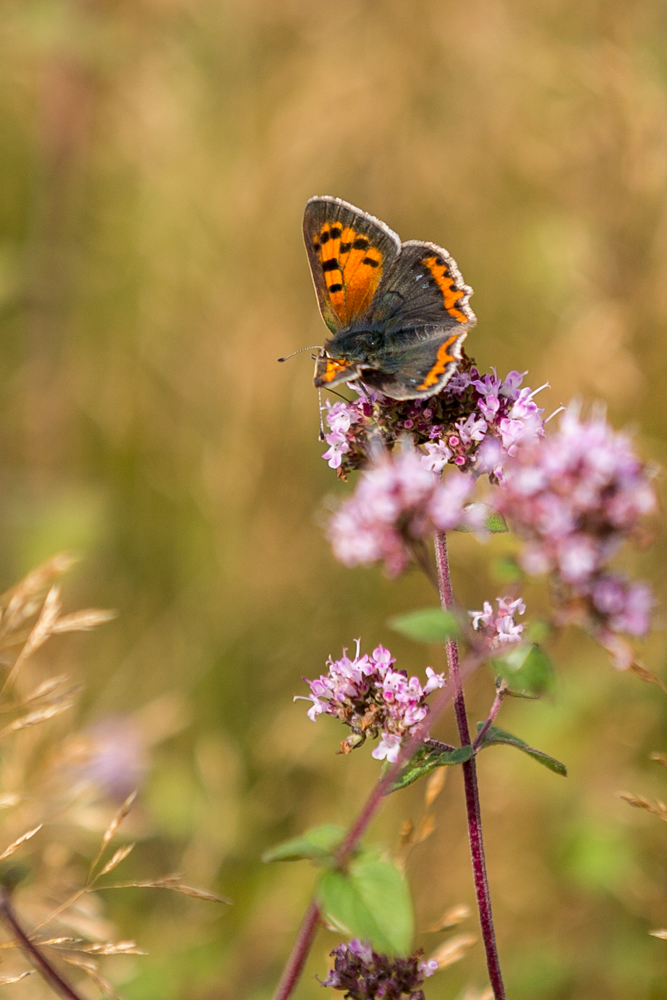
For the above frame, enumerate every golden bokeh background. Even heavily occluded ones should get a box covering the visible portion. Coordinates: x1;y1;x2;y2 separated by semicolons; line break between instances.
1;1;667;998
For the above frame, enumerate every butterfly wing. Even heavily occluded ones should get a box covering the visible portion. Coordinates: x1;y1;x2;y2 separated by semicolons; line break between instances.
357;240;476;398
303;197;401;333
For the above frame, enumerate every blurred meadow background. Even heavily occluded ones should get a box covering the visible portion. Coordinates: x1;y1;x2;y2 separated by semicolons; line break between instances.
1;1;667;998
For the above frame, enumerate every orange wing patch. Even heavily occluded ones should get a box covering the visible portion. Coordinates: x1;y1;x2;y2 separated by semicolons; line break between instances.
417;334;460;391
312;223;384;325
319;357;354;383
422;255;468;322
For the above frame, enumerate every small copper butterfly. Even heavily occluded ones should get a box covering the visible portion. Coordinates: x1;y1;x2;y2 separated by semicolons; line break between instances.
303;196;476;401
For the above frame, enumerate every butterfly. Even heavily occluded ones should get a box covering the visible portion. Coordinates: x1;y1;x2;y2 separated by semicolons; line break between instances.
303;196;476;401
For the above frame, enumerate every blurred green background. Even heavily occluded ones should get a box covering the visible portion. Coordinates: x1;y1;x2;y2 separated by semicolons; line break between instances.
2;1;667;998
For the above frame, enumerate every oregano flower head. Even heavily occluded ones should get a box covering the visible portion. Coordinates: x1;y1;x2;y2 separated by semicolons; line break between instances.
469;596;526;649
321;365;546;479
495;404;657;641
302;641;445;760
320;940;437;1000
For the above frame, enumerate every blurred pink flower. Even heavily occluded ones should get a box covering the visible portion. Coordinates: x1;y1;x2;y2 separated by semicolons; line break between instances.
496;404;657;639
328;446;474;575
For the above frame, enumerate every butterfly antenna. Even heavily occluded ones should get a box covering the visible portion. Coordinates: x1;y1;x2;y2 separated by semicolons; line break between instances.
277;346;322;362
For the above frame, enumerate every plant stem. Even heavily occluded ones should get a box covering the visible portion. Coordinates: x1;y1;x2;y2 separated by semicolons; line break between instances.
474;683;507;750
434;532;507;1000
0;887;85;1000
272;899;322;1000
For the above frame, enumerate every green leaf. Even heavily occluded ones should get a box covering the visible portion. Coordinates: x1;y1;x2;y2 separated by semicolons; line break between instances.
454;503;508;533
389;608;459;643
492;643;555;696
525;619;552;644
318;855;414;956
391;743;473;792
476;724;567;777
262;824;344;864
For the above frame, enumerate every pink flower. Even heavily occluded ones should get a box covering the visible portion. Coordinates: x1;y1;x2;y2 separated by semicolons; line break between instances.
469;596;526;647
455;412;488;445
322;431;350;469
326;400;359;434
592;575;653;636
495;404;657;643
302;641;445;756
318;367;546;478
421;440;452;473
328;446;474;576
372;733;402;762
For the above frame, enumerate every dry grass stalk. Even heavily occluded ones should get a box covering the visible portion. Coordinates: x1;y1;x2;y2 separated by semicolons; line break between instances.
100;874;230;904
413;813;436;845
428;932;478;969
457;987;494;1000
19;675;70;705
397;763;448;868
397;819;413;855
59;953;121;1000
0;695;77;739
2;586;62;695
628;661;667;694
649;929;667;939
68;941;145;956
0;793;22;809
619;791;667;822
426;904;472;933
424;766;447;808
51;610;118;634
1;555;77;632
0;555;225;994
97;844;136;878
0;824;43;862
87;790;137;881
0;970;35;985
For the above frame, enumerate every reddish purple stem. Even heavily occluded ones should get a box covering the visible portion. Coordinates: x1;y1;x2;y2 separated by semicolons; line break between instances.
272;899;322;1000
434;532;507;1000
474;683;506;751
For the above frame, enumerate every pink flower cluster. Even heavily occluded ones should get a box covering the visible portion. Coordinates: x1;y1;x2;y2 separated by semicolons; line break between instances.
302;641;445;761
495;405;657;637
320;368;545;479
328;446;474;575
322;398;368;471
469;596;526;647
421;369;545;477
